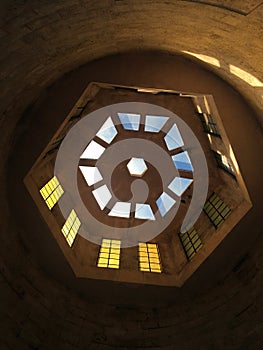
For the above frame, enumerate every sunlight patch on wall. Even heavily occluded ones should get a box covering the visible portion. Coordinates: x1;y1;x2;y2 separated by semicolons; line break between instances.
183;51;220;68
229;65;263;87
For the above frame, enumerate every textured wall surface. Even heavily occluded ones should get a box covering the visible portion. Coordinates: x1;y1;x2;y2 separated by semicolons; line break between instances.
0;1;263;349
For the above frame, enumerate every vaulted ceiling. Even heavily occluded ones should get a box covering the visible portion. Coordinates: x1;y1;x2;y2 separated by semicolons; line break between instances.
1;1;262;349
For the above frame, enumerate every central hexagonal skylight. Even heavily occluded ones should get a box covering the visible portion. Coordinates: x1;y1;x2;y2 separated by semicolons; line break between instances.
127;157;148;177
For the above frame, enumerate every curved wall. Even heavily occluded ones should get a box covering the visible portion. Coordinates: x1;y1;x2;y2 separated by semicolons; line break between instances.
1;1;263;349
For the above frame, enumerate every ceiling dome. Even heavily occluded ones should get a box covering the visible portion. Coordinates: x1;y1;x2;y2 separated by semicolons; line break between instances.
1;1;263;349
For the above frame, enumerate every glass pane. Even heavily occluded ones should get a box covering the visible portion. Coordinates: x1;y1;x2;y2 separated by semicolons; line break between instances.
96;117;118;144
139;243;147;250
100;247;110;253
108;202;131;218
79;166;103;186
156;192;176;217
40;176;64;209
187;247;195;258
168;177;193;196
40;187;49;200
127;158;148;177
148;245;158;253
144;115;168;133
97;239;121;269
92;185;112;210
80;140;105;160
135;203;155;220
111;241;121;248
164;124;184;151
61;209;80;247
118;113;140;131
108;264;119;269
99;253;109;259
172;151;193;172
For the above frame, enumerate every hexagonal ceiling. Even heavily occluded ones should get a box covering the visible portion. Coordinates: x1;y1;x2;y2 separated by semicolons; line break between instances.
24;82;252;286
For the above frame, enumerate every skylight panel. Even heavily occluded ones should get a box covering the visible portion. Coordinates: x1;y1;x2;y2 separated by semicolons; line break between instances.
164;124;184;151
168;177;193;196
172;151;193;172
135;203;155;220
127;158;148;177
118;113;140;131
96;117;118;144
108;202;131;218
92;185;112;210
79;166;103;186
156;192;176;217
80;140;105;160
144;115;168;133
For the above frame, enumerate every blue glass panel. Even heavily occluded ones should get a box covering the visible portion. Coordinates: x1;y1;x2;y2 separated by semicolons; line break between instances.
118;113;140;131
164;124;184;151
144;115;168;133
156;192;176;217
168;177;193;196
172;151;193;172
135;203;155;220
96;117;118;144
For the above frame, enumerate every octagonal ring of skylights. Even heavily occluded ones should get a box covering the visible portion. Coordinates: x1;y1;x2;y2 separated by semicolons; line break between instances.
54;102;209;247
79;113;194;221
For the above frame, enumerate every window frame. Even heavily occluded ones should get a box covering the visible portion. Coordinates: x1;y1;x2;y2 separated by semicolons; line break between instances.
138;242;162;273
197;112;221;137
97;239;121;269
61;209;81;247
39;176;64;210
179;227;202;260
203;192;231;228
213;151;236;178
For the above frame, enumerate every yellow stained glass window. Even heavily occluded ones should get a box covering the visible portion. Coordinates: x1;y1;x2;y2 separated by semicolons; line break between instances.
40;176;64;210
138;243;162;273
97;239;121;269
179;227;202;260
61;209;81;247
